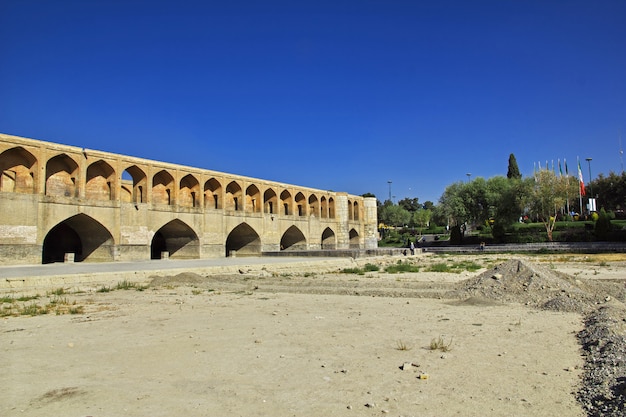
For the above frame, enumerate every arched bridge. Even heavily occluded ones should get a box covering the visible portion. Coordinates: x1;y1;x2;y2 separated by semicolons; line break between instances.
0;134;378;265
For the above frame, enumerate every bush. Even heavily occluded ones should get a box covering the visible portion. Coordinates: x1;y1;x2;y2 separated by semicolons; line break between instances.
595;209;611;241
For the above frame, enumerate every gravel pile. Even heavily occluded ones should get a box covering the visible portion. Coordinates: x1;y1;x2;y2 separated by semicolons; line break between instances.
577;305;626;417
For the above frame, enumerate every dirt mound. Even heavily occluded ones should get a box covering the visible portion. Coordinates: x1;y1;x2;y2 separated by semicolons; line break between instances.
148;272;207;287
448;258;621;313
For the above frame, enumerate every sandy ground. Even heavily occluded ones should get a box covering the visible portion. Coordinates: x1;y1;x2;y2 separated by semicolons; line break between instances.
2;253;625;417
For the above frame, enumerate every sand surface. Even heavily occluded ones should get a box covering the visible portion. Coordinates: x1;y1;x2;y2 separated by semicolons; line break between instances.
2;253;625;417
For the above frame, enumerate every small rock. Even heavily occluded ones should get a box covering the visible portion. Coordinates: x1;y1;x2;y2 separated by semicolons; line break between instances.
492;273;503;280
365;402;375;408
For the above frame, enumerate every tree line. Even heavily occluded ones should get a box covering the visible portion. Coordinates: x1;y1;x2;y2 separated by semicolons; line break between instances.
372;154;626;243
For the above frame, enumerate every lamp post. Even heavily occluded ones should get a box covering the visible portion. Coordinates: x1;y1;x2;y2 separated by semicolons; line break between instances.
466;173;471;183
387;180;392;202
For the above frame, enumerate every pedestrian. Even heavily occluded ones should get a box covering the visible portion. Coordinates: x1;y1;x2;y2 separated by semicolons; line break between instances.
409;241;415;255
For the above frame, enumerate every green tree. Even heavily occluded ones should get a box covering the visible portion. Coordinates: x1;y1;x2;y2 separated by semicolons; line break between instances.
507;153;522;179
527;170;569;241
589;171;626;212
398;197;420;213
413;208;432;236
379;204;411;227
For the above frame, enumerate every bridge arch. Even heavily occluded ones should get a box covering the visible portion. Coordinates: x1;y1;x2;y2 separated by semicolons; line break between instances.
151;219;199;259
295;192;306;216
349;228;360;248
86;160;116;201
204;178;222;209
45;153;79;197
226;181;242;211
225;223;261;257
308;194;319;217
122;165;147;203
321;227;336;249
280;190;292;215
246;184;261;213
281;225;306;251
264;188;277;214
0;146;38;193
42;214;115;263
179;174;200;208
152;170;175;205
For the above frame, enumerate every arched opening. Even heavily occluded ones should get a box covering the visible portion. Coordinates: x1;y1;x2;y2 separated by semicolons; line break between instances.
295;192;306;216
45;154;79;198
225;181;242;211
122;165;147;204
349;228;360;249
86;160;115;201
320;197;328;219
246;184;261;213
308;194;319;217
225;223;261;257
328;197;335;218
204;178;222;209
0;147;37;193
321;227;336;250
152;170;175;205
179;174;200;208
353;201;360;220
280;190;292;216
150;219;199;259
280;225;306;251
348;201;354;220
264;188;277;214
42;214;114;263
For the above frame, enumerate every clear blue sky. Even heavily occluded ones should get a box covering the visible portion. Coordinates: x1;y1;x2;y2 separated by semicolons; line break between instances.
1;0;625;203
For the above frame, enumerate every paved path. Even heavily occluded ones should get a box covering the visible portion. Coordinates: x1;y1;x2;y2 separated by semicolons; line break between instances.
0;256;358;281
0;257;343;280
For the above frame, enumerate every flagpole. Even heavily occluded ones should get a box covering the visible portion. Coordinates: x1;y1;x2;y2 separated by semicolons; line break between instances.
577;157;583;216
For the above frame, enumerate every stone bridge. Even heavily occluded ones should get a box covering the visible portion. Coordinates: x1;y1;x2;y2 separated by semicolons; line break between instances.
0;134;377;265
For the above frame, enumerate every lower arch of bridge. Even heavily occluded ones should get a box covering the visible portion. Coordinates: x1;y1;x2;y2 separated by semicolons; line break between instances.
321;227;336;249
151;219;199;259
225;223;261;257
42;214;114;264
281;225;306;251
349;228;359;248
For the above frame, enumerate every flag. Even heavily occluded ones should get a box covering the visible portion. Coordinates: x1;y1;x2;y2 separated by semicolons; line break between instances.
558;159;563;177
578;158;586;196
565;159;569;176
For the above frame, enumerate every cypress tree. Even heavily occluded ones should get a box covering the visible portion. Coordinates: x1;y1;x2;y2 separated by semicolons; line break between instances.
507;153;522;179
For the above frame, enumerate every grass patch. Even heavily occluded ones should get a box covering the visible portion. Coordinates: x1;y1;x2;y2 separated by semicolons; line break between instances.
426;261;482;273
363;263;380;272
20;303;49;316
341;267;365;275
385;262;420;274
396;340;412;351
426;263;451;273
96;286;111;293
48;287;66;296
430;335;453;352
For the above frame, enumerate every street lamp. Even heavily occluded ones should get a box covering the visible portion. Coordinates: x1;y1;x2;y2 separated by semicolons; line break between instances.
387;180;392;202
466;173;472;182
